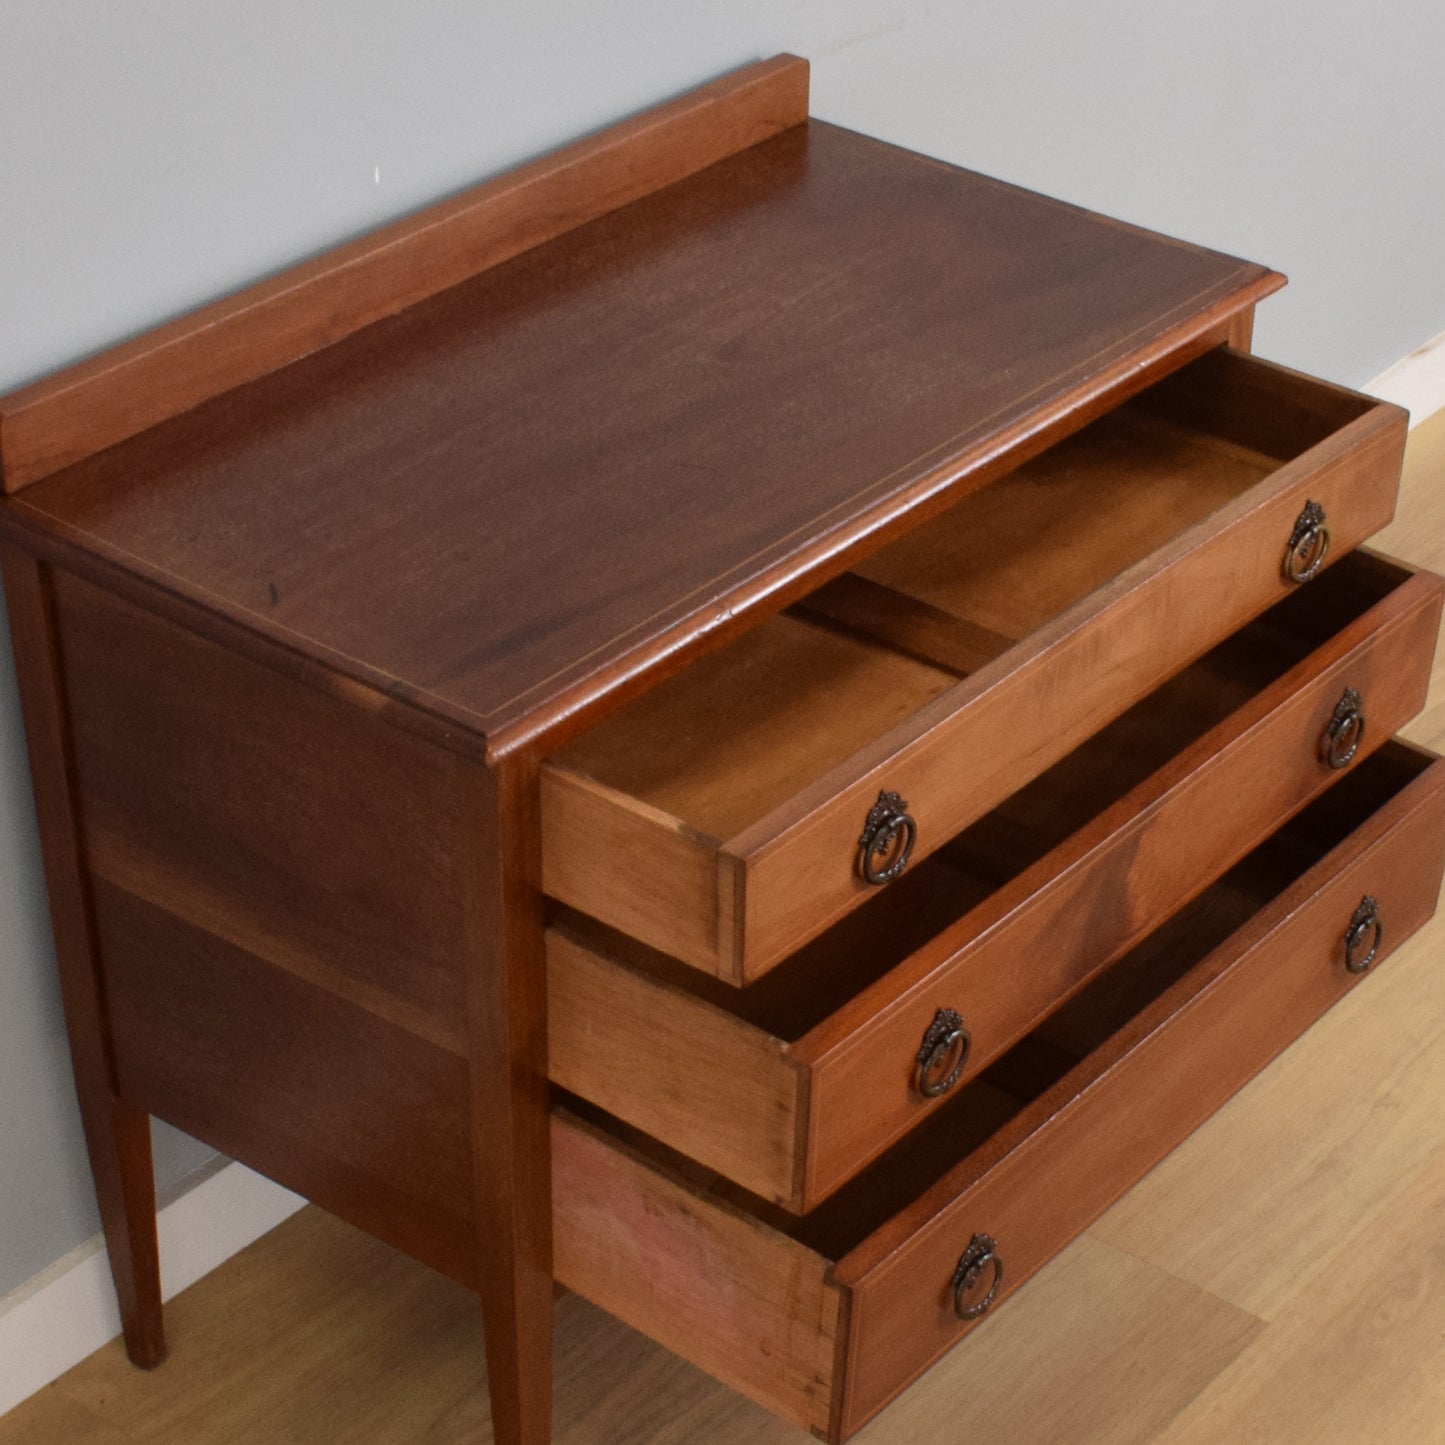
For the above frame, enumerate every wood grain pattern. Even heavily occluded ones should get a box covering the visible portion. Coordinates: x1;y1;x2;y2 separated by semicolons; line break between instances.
733;390;1405;978
551;1112;844;1438
796;571;1016;675
0;56;810;492
44;1207;496;1445
0;1205;1268;1445
543;354;1406;982
0;60;1425;1445
48;566;559;1438
463;758;557;1445
543;612;958;976
547;925;807;1206
800;564;1442;1204
1153;1145;1445;1445
49;569;475;1052
0;545;166;1370
859;1232;1264;1445
0;123;1280;757
93;879;477;1285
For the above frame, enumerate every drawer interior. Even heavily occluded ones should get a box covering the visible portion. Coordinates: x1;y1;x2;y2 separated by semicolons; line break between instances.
558;550;1416;1043
553;352;1384;847
570;740;1434;1270
825;346;1381;663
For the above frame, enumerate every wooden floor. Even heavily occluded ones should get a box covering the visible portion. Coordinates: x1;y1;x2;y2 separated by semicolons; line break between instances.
6;411;1445;1445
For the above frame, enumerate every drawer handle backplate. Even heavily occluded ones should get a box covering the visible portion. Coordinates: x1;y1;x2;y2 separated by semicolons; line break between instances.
916;1009;972;1098
1345;896;1383;974
858;790;916;885
1284;499;1330;583
952;1234;1004;1322
1322;687;1365;770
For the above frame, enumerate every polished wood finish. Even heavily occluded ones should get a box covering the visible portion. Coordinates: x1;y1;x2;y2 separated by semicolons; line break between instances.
0;122;1279;757
554;745;1445;1442
548;556;1442;1209
0;545;166;1370
38;555;558;1437
50;570;475;1051
0;56;811;493
544;352;1407;982
464;760;556;1445
94;880;476;1282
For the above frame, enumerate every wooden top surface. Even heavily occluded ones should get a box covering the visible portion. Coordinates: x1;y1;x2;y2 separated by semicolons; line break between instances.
2;120;1278;753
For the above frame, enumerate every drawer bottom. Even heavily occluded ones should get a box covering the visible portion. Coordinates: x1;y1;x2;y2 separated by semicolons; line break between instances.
552;742;1445;1442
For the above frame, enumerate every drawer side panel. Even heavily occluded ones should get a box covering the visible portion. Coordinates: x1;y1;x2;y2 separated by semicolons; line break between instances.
552;1112;842;1436
547;926;806;1206
541;766;726;977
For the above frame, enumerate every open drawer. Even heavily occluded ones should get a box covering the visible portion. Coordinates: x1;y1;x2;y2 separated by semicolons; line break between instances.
553;741;1445;1443
549;552;1442;1209
541;348;1407;983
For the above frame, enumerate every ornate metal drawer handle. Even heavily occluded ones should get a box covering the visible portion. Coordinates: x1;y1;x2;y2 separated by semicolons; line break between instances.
1284;499;1330;583
1322;687;1365;770
1344;896;1383;974
858;790;917;885
916;1009;971;1098
951;1234;1004;1322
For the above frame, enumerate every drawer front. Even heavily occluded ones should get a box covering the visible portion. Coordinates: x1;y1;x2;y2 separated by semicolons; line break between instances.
801;563;1441;1203
552;746;1445;1444
835;752;1445;1434
549;560;1442;1211
543;350;1407;984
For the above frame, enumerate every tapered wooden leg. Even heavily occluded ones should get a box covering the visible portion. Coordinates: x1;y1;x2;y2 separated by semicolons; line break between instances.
464;757;553;1444
2;545;167;1367
82;1099;167;1367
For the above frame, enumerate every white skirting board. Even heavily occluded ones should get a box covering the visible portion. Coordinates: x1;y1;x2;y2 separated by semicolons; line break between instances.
1366;327;1445;426
3;326;1445;1423
0;1163;304;1418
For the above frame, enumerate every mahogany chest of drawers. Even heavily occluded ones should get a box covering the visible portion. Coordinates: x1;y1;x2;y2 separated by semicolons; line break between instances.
3;54;1440;1444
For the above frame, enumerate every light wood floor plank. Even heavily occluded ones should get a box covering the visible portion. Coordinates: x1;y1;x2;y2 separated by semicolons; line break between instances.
1374;407;1445;578
55;1208;491;1444
0;1389;130;1445
21;1218;1263;1445
1089;910;1445;1319
1152;1142;1445;1445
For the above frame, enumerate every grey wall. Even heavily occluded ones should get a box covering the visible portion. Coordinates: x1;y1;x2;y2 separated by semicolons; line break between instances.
2;3;1442;1299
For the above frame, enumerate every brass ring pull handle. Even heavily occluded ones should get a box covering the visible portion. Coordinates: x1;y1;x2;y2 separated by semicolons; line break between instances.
1345;896;1383;974
1322;687;1365;770
952;1234;1004;1322
858;790;917;885
1284;499;1330;583
916;1009;971;1098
